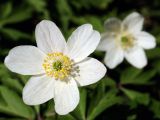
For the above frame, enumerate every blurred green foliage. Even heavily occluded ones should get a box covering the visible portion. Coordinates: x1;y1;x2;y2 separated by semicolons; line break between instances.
0;0;160;120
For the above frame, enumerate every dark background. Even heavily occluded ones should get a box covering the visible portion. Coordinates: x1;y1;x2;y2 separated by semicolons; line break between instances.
0;0;160;120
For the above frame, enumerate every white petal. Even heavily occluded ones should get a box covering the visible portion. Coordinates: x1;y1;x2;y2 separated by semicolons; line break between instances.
136;31;156;49
23;75;55;105
35;20;67;54
75;57;106;86
125;47;147;68
104;18;122;33
97;33;116;51
67;24;100;62
122;12;144;34
54;79;79;115
104;47;124;69
4;46;45;75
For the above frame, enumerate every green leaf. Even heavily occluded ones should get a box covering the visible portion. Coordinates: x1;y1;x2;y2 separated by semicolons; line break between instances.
121;67;155;85
17;75;30;85
0;8;32;26
1;28;31;41
0;77;23;92
87;89;123;120
146;47;160;59
104;77;116;87
56;0;72;33
121;88;150;105
120;67;141;84
86;16;103;32
127;114;136;120
72;88;87;120
57;114;76;120
90;0;112;9
72;0;92;9
0;118;26;120
150;99;160;119
153;60;160;74
0;2;12;18
0;64;23;92
71;16;103;32
87;80;108;115
132;70;156;85
44;101;56;118
27;0;46;12
0;86;35;119
70;0;112;9
72;16;87;25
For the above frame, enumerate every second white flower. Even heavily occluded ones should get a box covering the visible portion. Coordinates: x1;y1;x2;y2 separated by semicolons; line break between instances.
97;12;156;69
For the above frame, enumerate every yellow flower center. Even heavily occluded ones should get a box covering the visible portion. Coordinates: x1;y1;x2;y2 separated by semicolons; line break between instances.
121;35;134;50
43;52;76;80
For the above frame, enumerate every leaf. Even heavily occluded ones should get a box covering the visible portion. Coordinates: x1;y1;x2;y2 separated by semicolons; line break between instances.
70;0;112;9
56;0;72;33
153;60;160;74
132;70;156;85
0;86;35;119
72;0;92;9
104;77;116;87
71;16;87;25
149;99;160;119
87;80;108;115
0;118;26;120
120;67;141;84
90;0;112;9
44;101;56;118
86;16;103;32
27;0;46;12
1;28;31;41
87;89;123;120
17;75;30;85
0;8;32;26
57;114;76;120
121;88;150;105
0;64;23;92
121;67;155;85
71;16;103;32
72;88;87;120
0;78;23;92
0;2;12;19
146;48;160;59
127;114;136;120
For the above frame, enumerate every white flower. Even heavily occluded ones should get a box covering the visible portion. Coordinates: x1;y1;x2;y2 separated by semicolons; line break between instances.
4;20;106;115
97;12;156;69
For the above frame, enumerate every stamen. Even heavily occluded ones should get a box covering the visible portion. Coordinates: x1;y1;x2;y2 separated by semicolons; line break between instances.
121;35;134;50
43;52;79;81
